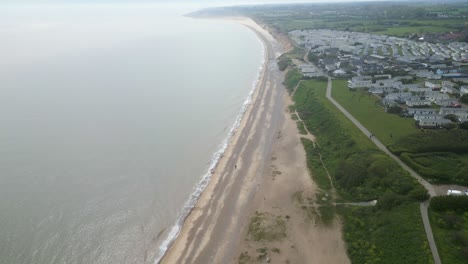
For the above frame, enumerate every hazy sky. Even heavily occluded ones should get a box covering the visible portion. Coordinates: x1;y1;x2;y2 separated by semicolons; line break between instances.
0;0;392;5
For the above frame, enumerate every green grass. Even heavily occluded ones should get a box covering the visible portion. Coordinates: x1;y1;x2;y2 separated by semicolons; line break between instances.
430;203;468;264
400;152;468;184
301;138;332;191
340;203;433;264
401;152;467;184
331;79;420;146
296;121;307;135
375;26;450;36
284;69;302;94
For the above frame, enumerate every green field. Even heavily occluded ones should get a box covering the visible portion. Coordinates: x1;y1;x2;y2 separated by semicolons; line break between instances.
270;17;465;37
331;79;420;146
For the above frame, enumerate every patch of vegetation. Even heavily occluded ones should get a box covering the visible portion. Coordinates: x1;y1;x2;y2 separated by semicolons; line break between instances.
292;79;431;262
277;55;291;71
296;121;307;135
283;68;302;94
389;130;468;155
247;211;287;242
301;138;332;191
318;205;335;226
239;251;251;264
256;247;268;260
291;113;299;120
430;196;468;264
339;203;433;264
400;152;468;185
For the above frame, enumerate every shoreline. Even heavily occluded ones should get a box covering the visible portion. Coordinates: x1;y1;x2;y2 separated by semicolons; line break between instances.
158;17;285;263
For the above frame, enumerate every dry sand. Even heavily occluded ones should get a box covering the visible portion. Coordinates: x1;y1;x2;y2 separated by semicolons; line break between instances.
160;17;350;264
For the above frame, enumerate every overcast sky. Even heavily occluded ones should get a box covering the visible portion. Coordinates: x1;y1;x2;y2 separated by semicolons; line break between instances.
0;0;393;4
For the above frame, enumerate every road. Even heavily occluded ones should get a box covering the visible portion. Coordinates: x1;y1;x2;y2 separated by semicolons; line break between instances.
325;77;442;264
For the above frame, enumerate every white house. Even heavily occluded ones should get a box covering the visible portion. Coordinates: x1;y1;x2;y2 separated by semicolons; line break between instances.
414;114;444;121
435;98;459;107
406;108;437;116
441;86;460;95
425;81;441;89
460;86;468;95
418;119;452;128
425;93;450;102
406;99;431;107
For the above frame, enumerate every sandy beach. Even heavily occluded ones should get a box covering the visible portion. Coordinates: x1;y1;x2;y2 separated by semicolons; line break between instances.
160;17;349;264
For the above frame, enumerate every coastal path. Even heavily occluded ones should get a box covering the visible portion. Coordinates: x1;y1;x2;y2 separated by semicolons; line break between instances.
325;77;442;264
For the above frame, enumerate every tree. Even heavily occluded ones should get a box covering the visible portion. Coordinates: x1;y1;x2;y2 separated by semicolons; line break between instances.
387;105;403;114
307;51;319;64
444;114;459;123
461;94;468;104
460;122;468;130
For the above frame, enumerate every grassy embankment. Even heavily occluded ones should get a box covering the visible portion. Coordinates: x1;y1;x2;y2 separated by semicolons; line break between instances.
331;80;468;186
287;75;432;263
429;196;468;264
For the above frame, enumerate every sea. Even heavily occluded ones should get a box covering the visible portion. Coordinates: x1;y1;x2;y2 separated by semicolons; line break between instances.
0;2;264;264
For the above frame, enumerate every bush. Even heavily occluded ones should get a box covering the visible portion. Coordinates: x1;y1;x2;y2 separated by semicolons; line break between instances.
430;196;468;213
461;94;468;104
387;105;403;114
460;122;468;130
377;192;405;210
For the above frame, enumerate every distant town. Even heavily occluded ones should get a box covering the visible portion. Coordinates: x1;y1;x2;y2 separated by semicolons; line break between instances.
290;28;468;129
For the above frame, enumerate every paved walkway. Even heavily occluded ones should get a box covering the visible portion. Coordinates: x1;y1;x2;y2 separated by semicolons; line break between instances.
325;77;441;264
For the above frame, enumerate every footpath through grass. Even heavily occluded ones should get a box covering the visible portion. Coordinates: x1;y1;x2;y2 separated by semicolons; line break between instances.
331;79;419;146
290;77;431;263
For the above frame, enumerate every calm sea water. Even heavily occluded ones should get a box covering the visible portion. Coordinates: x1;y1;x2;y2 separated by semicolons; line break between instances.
0;3;263;264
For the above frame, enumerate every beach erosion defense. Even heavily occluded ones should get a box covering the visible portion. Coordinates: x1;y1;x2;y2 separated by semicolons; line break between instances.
154;17;274;264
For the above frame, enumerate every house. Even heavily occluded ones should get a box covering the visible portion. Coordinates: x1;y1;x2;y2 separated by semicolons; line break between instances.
436;67;462;75
441;86;460;95
386;92;412;101
406;99;431;107
425;92;449;102
435;98;459;107
359;63;384;74
442;81;455;87
406;108;437;116
414;114;444;121
425;81;441;89
333;69;347;76
348;76;373;89
418;119;452;128
460;86;468;95
439;107;468;119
